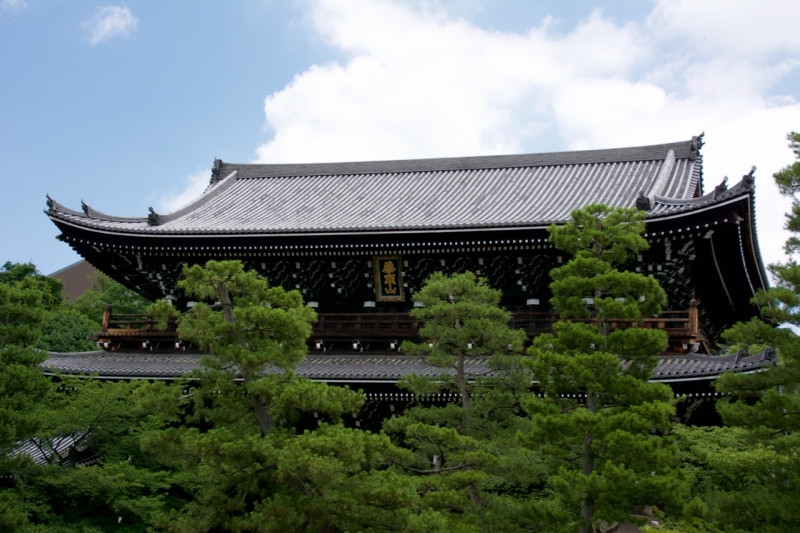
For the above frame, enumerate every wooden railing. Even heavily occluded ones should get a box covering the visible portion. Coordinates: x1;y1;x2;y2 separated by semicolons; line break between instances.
315;313;417;337
96;300;702;348
98;305;178;337
509;309;698;336
315;309;697;338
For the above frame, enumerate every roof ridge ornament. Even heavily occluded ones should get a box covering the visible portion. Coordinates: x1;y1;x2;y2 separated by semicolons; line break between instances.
210;158;223;184
713;176;728;198
635;190;651;211
45;194;54;210
690;132;705;160
743;165;756;189
81;200;89;215
765;346;778;363
147;207;161;226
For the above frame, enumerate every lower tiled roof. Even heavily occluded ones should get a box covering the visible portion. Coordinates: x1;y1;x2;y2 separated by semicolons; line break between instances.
42;349;776;382
651;349;776;381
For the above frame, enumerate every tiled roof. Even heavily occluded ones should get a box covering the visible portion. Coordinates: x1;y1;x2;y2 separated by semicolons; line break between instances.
42;349;776;383
46;138;739;236
12;435;79;465
651;349;776;381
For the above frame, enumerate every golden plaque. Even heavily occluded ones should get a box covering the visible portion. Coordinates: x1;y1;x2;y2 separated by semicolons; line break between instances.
373;255;405;302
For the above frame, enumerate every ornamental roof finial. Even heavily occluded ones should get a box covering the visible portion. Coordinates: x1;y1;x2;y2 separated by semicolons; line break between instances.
690;132;705;160
211;158;223;184
743;165;756;189
147;207;161;226
635;190;651;211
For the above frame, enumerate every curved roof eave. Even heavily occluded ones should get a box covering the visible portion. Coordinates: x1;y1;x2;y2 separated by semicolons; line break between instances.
41;347;777;382
46;181;754;239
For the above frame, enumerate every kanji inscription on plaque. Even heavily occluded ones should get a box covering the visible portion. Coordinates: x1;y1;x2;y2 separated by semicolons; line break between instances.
373;255;405;302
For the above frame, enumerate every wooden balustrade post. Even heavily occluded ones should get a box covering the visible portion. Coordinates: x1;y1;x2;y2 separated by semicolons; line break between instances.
689;298;698;336
101;304;111;333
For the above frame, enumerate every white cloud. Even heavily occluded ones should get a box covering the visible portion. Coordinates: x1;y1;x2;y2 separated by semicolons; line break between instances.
82;6;138;45
254;0;800;268
1;0;27;14
157;170;210;214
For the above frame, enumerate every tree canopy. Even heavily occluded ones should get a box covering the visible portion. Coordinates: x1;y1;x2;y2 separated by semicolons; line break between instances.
689;132;800;531
523;204;685;533
137;260;439;531
388;272;546;531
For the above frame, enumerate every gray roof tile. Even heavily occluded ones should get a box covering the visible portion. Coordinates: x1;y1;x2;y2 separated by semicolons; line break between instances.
47;139;728;236
43;349;776;382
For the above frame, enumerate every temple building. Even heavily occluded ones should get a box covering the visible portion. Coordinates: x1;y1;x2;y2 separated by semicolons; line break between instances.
42;135;776;423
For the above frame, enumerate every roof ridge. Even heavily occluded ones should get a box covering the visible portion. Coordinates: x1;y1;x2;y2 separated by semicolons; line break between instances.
48;259;88;277
80;201;147;223
150;170;238;226
221;139;697;179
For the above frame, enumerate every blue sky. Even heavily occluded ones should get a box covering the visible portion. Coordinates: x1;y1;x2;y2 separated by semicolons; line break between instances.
2;0;800;275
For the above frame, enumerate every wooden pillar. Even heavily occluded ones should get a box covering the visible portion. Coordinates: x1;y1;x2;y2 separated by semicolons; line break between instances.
101;304;111;333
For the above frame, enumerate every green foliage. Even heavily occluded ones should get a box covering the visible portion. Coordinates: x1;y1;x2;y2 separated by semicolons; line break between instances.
523;204;685;532
671;425;800;532
2;379;180;531
0;279;46;348
35;308;98;353
34;378;152;464
0;262;99;353
641;508;724;533
0;261;65;311
773;132;800;254
0;348;48;458
145;299;178;331
0;278;50;457
390;272;549;530
402;271;526;359
696;132;800;531
548;205;650;264
73;271;151;324
178;261;316;375
0;262;145;354
135;260;434;531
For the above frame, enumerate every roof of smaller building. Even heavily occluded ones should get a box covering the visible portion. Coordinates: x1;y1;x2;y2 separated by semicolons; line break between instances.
42;349;776;383
49;260;97;302
46;136;754;237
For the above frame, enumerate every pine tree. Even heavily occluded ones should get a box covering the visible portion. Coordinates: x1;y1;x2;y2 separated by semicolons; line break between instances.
386;272;547;531
0;265;56;530
704;132;800;530
0;272;50;457
522;205;687;532
140;260;440;531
